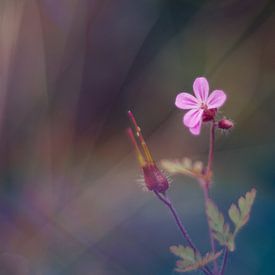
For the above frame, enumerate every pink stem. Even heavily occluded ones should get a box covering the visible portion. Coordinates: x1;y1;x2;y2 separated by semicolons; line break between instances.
202;184;218;274
207;120;215;177
154;191;213;275
203;120;218;274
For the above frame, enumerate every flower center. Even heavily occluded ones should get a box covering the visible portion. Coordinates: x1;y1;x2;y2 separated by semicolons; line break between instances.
200;102;208;110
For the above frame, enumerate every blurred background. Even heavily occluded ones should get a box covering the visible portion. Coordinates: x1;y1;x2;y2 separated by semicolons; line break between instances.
0;0;274;274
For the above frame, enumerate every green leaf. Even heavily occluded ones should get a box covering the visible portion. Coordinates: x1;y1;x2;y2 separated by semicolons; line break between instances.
206;199;224;232
206;199;234;251
179;251;222;273
228;204;241;226
160;158;204;178
228;188;256;234
170;245;222;273
170;245;196;266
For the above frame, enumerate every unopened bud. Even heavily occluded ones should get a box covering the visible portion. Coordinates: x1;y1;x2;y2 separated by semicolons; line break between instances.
143;164;169;193
202;108;217;122
218;118;234;130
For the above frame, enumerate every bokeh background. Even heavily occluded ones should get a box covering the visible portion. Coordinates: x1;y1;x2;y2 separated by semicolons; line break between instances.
0;0;274;274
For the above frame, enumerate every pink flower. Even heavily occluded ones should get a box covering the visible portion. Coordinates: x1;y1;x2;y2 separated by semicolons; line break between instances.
175;77;227;135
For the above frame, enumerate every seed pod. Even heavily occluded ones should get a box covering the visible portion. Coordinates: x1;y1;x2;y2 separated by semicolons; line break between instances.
127;111;169;193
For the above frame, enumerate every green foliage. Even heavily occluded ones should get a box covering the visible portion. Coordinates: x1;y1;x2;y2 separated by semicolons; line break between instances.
170;245;222;273
160;158;204;179
170;245;196;267
206;199;235;251
206;188;257;252
229;188;257;235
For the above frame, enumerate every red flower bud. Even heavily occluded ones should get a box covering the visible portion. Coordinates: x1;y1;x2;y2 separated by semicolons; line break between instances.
202;108;217;122
218;118;234;130
142;164;169;193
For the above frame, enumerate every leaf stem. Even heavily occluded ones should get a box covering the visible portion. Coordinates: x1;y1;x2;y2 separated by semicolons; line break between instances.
154;191;213;275
220;247;228;275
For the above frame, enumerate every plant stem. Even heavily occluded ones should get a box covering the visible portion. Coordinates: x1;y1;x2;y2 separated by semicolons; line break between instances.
207;120;215;176
220;247;228;275
202;183;218;275
154;191;197;250
203;120;218;274
154;191;213;275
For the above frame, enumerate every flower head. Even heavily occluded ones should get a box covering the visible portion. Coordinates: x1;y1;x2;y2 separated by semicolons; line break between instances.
127;111;169;193
175;77;227;135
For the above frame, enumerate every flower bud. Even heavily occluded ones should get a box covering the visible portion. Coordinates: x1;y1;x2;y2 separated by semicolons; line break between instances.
218;118;234;130
202;108;217;122
143;164;169;193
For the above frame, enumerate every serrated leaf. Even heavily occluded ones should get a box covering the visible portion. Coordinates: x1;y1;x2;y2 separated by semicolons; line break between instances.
206;199;225;233
170;245;196;264
174;250;222;273
228;188;256;234
206;199;234;250
228;204;241;226
160;158;204;179
161;159;193;176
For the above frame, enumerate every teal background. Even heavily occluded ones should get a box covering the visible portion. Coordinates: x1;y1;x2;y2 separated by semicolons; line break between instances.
0;0;274;274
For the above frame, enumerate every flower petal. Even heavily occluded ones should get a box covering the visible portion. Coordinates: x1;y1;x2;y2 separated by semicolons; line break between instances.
175;92;199;109
189;120;202;135
183;108;203;128
193;77;209;102
207;90;227;109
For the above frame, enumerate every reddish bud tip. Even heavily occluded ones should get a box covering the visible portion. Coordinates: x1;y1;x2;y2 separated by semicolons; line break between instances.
218;118;234;130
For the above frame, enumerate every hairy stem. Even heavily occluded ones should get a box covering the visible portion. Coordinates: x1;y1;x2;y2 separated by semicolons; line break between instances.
154;191;213;275
154;191;197;250
207;121;216;175
220;247;228;275
202;184;218;274
204;120;218;274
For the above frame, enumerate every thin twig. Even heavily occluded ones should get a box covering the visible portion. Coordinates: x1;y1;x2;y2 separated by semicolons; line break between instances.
206;121;216;176
154;191;197;250
202;184;218;275
203;120;218;274
154;191;213;275
220;247;229;275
